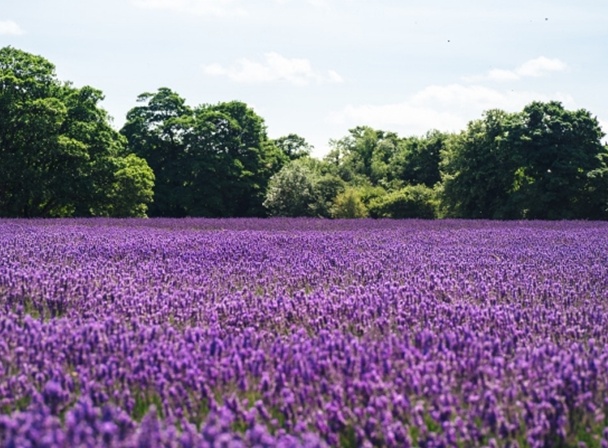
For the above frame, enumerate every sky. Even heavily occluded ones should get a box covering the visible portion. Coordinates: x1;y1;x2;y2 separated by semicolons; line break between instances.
1;0;607;157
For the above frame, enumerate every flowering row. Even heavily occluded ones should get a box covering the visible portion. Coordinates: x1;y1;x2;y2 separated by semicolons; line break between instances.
1;219;608;447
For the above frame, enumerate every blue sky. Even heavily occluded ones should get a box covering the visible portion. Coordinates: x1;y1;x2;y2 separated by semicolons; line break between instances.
1;0;607;156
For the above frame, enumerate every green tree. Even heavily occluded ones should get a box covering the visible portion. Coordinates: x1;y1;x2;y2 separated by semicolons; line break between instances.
441;109;523;219
200;101;287;216
331;188;368;218
263;161;317;217
109;154;155;217
122;92;286;217
389;130;446;188
274;133;313;160
263;158;345;217
326;126;446;190
440;102;608;219
368;185;437;219
120;88;192;216
328;126;401;185
510;101;607;219
587;145;608;217
0;46;154;217
294;157;345;217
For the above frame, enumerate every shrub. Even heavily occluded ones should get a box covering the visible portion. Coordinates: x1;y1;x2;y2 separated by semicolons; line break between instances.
368;184;437;218
331;188;368;218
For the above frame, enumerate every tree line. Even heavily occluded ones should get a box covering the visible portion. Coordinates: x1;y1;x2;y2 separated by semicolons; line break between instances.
2;47;607;219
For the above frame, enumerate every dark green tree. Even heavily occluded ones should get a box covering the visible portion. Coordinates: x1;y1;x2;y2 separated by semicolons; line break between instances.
122;92;286;217
0;46;154;217
199;101;287;216
389;130;446;188
274;133;313;160
120;88;192;216
441;102;608;219
441;109;521;219
587;145;608;217
511;101;608;219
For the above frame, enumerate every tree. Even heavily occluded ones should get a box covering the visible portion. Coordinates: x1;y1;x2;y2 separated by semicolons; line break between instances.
294;157;345;217
109;154;155;217
325;126;446;191
510;101;608;219
368;185;437;219
199;101;287;216
328;126;400;185
263;162;317;217
331;188;368;218
120;88;193;217
262;158;345;217
441;109;525;219
274;134;313;160
389;130;446;188
587;145;608;217
122;93;286;217
0;46;154;217
440;102;608;219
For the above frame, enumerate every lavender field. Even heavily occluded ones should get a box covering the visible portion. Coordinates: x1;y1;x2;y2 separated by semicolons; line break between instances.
1;219;608;447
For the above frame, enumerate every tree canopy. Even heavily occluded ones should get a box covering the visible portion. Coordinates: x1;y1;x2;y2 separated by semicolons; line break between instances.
0;47;154;217
121;89;287;217
3;46;608;220
441;102;608;219
263;158;345;217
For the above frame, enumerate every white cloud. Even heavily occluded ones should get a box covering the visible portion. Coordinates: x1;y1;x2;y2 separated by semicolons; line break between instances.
0;20;24;36
202;52;344;85
131;0;246;17
465;57;568;82
327;70;344;84
485;69;520;82
516;57;567;77
329;83;574;136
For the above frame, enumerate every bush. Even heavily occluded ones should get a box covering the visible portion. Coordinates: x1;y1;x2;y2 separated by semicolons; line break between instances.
263;163;317;217
331;188;368;218
368;184;437;218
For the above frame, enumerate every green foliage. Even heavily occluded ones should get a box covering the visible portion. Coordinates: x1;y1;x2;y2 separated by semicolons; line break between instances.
3;47;607;221
122;91;286;217
440;109;521;219
273;133;313;160
356;184;388;206
326;126;447;192
0;46;154;217
587;147;608;216
441;102;608;219
263;162;317;217
511;101;608;219
328;126;401;186
331;188;368;218
263;158;346;217
132;390;164;421
109;154;155;217
390;130;446;188
368;185;437;219
310;172;345;217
